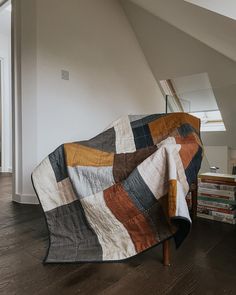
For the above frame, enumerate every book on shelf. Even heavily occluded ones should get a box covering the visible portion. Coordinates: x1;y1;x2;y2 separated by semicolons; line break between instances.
197;205;236;215
198;182;236;192
198;188;235;199
197;213;236;225
199;172;236;182
200;179;236;186
197;207;235;219
199;173;236;185
199;192;234;201
198;195;236;205
198;199;235;210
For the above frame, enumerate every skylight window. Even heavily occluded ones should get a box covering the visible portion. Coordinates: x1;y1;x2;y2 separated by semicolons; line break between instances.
189;110;226;132
159;73;226;132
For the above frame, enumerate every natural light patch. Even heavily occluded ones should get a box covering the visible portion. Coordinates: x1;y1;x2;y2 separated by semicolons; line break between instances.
0;1;11;12
5;4;11;12
160;73;226;133
189;110;226;132
185;0;236;21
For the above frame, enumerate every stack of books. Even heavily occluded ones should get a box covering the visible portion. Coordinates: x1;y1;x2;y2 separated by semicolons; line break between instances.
197;173;236;225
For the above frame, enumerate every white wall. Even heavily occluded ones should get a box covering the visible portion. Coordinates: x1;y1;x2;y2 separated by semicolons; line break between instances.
0;6;12;172
36;0;165;161
204;146;229;174
15;0;165;202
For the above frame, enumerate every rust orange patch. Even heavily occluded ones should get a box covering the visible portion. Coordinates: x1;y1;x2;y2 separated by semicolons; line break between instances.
104;184;157;253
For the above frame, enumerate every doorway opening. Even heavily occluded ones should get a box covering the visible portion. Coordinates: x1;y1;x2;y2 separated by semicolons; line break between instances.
0;0;12;175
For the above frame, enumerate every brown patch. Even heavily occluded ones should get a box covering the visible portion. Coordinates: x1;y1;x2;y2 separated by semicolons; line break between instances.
113;146;157;183
104;184;157;253
64;143;114;167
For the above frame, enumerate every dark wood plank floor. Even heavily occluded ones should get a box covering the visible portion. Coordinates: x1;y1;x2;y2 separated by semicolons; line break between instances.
0;174;236;295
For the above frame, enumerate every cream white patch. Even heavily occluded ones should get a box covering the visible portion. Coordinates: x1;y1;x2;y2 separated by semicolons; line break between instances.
80;191;137;260
114;116;136;153
32;157;77;212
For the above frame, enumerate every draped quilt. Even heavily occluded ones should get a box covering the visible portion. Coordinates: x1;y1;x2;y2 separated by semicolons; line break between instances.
32;113;202;263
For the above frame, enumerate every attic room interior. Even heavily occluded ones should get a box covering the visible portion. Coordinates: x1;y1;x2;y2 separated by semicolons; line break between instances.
0;0;236;294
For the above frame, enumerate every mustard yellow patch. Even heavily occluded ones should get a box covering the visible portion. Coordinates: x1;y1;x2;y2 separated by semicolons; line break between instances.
64;143;114;167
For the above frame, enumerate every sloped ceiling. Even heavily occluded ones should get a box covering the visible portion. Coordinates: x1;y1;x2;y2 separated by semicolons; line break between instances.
121;0;236;149
129;0;236;62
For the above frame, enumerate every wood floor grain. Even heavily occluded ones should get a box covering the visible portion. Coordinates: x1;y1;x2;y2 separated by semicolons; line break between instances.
0;174;236;295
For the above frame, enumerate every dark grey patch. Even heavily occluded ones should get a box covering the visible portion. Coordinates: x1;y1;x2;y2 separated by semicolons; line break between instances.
122;170;173;242
185;146;202;186
79;128;116;153
122;169;157;212
49;145;68;182
45;200;103;262
145;202;173;242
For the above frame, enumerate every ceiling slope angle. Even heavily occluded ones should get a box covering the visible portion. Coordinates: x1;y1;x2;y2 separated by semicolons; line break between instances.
129;0;236;62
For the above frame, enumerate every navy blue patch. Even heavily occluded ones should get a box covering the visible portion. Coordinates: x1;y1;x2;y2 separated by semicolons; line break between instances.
122;168;157;212
178;123;195;137
185;146;203;185
49;145;68;182
132;124;154;149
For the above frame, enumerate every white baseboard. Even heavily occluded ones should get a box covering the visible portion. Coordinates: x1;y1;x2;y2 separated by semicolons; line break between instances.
0;167;12;173
13;194;39;205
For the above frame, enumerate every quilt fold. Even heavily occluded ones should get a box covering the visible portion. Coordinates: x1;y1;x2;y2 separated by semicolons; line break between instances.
32;113;202;263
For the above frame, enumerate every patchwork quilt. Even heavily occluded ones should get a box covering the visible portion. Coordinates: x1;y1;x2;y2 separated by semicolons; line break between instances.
32;113;203;263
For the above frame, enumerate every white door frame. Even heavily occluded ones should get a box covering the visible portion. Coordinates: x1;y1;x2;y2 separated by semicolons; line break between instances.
0;54;12;173
10;0;38;204
0;0;12;175
0;58;2;171
0;57;4;171
11;0;19;200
